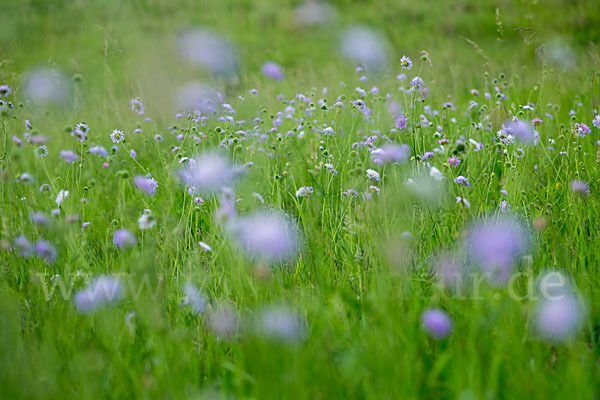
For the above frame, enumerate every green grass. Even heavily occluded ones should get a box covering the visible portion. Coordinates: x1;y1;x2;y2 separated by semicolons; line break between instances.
1;0;600;398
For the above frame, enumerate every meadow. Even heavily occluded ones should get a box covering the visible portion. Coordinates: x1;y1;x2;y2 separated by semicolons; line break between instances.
1;0;600;398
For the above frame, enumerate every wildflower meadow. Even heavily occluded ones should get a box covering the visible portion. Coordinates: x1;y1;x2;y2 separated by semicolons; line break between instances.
1;0;600;398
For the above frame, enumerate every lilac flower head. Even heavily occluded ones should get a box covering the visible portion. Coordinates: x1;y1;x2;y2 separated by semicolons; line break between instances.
35;240;58;264
339;26;389;71
503;120;533;144
133;175;158;196
421;308;453;339
570;180;589;196
130;97;145;116
178;29;238;76
74;275;124;313
178;153;239;194
371;144;410;164
0;85;12;97
232;210;299;263
89;145;109;157
15;235;34;257
113;229;137;249
454;176;470;187
182;283;207;314
110;129;124;144
466;216;530;285
262;62;285;81
400;55;413;70
410;77;425;90
574;122;591;138
447;156;460;167
30;211;49;226
257;306;304;342
59;150;79;163
295;186;314;198
593;115;600;129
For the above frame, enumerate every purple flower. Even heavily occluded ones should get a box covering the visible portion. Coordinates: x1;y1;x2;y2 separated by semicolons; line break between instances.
133;175;158;196
448;156;460;167
12;136;23;147
295;186;314;198
394;114;408;130
400;55;412;70
110;129;124;144
89;146;109;157
574;122;591;137
421;309;453;339
410;77;424;90
570;180;589;196
0;85;12;97
59;150;79;163
262;62;285;81
454;176;470;187
503;120;533;144
130;149;137;159
130;97;145;116
35;240;58;264
113;229;137;249
593;115;600;129
82;222;91;231
231;211;299;263
30;212;49;226
178;153;239;194
466;217;529;285
371;144;410;164
14;235;33;257
74;275;124;313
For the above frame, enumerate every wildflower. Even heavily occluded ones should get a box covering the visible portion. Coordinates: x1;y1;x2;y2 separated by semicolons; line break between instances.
500;200;510;212
422;151;435;160
400;55;412;70
429;166;443;181
59;150;78;163
113;229;137;249
12;136;23;147
110;129;124;144
366;169;380;181
295;186;314;198
55;190;69;206
30;212;49;226
130;97;145;116
35;240;58;264
18;173;35;183
138;213;156;230
593;115;600;129
182;283;206;313
14;235;33;257
570;180;589;196
466;216;529;285
39;184;51;193
262;62;285;81
454;176;470;187
0;84;11;97
503;120;533;143
178;153;239;194
89;145;109;157
252;192;265;203
178;29;238;76
342;189;359;197
456;196;470;208
74;276;124;313
421;309;453;339
133;175;158;196
394;114;408;131
198;241;212;252
207;306;238;338
447;156;460;167
574;122;591;138
372;144;410;164
534;272;583;342
130;149;137;159
82;222;91;231
339;26;389;72
34;145;48;158
531;118;543;126
231;210;299;263
410;77;424;90
257;306;304;342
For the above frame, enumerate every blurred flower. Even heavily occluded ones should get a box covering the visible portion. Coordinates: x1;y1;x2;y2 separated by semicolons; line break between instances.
198;241;212;252
182;283;206;314
59;150;78;163
178;153;239;194
262;62;284;81
55;190;69;206
466;216;529;285
231;210;299;263
130;97;145;116
371;144;410;164
14;235;33;257
30;211;49;226
421;308;452;339
34;145;48;158
366;169;380;181
23;67;71;104
295;186;314;198
339;26;389;71
74;275;124;313
257;306;304;342
176;82;220;116
294;1;335;27
89;145;109;157
429;166;443;181
35;240;58;264
133;175;158;196
113;229;137;249
178;29;238;76
569;180;589;196
138;213;156;230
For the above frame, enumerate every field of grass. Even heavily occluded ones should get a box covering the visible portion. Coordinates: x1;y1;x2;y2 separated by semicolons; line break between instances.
1;0;600;398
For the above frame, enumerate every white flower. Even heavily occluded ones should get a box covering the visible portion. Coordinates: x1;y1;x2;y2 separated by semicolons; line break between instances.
55;190;69;206
456;196;470;208
182;283;206;314
366;169;380;181
429;166;443;181
138;213;156;230
295;186;314;198
198;241;212;252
